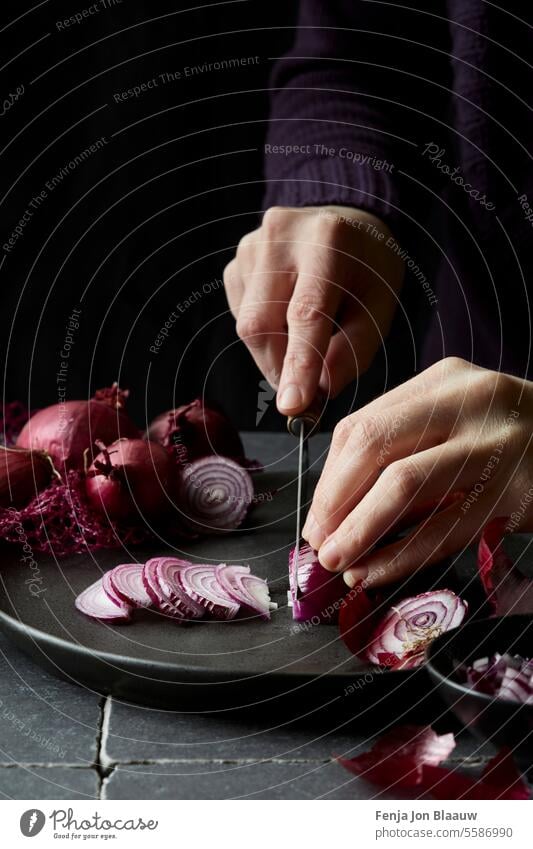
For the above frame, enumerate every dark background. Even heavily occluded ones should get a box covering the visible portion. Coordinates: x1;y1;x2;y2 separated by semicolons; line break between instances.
0;0;418;432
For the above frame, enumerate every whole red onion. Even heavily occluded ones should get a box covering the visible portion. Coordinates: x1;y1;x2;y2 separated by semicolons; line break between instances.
85;438;173;522
146;398;244;463
0;446;54;508
16;384;139;472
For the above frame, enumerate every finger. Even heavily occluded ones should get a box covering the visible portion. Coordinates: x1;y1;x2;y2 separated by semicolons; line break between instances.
341;498;492;589
304;395;452;550
277;270;342;414
235;269;294;388
317;439;490;572
318;286;401;397
223;258;244;318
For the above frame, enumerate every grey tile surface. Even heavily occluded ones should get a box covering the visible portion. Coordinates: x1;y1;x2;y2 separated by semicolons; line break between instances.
0;633;101;766
103;759;403;800
0;767;98;799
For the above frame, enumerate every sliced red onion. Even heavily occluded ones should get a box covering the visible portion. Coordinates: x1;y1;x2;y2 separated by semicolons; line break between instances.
176;456;254;534
105;563;152;608
289;542;346;622
142;557;204;620
177;564;239;620
75;578;132;623
366;590;468;668
465;652;533;704
216;563;274;620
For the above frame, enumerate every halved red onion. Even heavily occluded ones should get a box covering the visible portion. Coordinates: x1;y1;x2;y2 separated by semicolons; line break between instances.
466;652;533;704
289;542;346;622
75;578;132;623
143;557;205;620
366;590;468;669
177;564;239;620
105;563;152;608
176;456;254;534
216;563;274;620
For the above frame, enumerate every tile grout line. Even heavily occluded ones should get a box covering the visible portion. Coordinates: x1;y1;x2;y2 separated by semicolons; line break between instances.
94;695;114;799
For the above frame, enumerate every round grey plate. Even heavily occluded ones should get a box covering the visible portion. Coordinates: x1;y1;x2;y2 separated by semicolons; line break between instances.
0;472;381;711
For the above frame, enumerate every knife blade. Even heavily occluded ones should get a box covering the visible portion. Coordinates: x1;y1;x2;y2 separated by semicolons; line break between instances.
287;395;323;564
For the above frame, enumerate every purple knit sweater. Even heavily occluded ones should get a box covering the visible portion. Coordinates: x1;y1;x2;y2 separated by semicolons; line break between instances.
264;1;533;377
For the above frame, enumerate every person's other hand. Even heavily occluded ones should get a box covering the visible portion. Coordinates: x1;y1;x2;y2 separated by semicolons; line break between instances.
303;357;533;587
223;205;404;415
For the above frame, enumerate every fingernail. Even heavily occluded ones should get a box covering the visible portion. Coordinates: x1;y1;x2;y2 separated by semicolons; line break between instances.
309;525;326;551
302;512;316;540
343;567;368;588
318;536;341;571
278;384;302;412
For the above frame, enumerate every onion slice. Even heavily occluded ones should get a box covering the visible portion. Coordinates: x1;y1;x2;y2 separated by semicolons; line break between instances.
177;564;239;620
289;543;346;622
142;557;204;620
176;456;254;534
105;563;152;608
216;564;274;620
75;578;132;623
465;652;533;704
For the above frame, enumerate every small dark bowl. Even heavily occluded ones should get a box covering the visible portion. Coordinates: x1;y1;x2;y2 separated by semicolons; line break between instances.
426;615;533;771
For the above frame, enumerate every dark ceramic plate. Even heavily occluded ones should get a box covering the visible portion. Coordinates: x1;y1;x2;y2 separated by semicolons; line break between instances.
0;472;483;711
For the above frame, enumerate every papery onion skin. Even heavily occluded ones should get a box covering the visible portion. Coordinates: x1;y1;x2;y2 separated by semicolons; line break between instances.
366;590;468;669
17;386;139;472
146;398;244;462
86;438;173;522
0;446;54;508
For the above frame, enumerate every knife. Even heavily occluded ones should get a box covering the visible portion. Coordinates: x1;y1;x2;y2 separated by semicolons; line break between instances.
287;395;324;567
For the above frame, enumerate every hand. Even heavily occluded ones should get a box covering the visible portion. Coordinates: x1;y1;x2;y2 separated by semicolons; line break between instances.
302;357;533;588
223;205;404;415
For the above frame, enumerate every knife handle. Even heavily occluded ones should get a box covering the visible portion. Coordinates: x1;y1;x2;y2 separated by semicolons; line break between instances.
286;392;325;438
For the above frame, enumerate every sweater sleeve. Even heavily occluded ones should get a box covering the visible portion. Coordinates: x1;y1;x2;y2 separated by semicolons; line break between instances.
263;0;450;233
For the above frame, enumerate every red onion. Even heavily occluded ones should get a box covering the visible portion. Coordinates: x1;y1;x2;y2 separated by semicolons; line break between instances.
478;518;533;615
146;398;244;462
0;446;55;508
142;557;205;620
366;590;468;669
465;653;533;704
289;543;346;622
176;455;254;534
177;563;239;620
337;727;529;799
16;384;138;472
85;438;173;522
216;564;274;620
103;563;152;608
75;577;132;623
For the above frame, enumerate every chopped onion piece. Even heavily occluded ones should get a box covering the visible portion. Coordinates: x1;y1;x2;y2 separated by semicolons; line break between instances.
105;563;152;608
288;542;346;622
177;456;253;534
142;557;204;620
216;564;273;619
177;564;239;620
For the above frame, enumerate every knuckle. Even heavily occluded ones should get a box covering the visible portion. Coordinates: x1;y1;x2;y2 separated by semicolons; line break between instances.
332;416;354;448
287;295;327;325
236;311;268;342
284;348;319;375
383;460;422;500
262;206;289;237
349;416;383;453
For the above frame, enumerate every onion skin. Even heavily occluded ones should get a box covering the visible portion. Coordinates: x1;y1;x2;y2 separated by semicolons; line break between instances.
0;446;54;508
146;398;244;462
85;438;173;522
17;390;139;472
